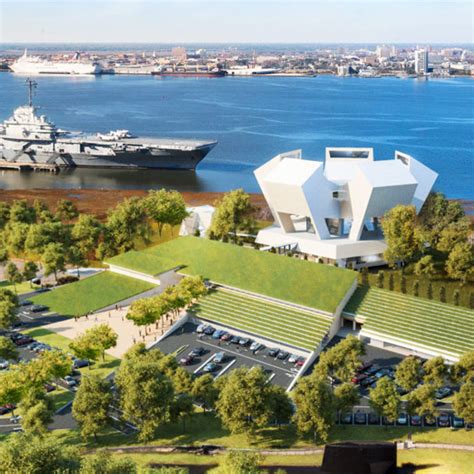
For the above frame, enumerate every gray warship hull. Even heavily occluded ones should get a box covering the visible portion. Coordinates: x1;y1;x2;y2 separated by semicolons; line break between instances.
0;142;215;170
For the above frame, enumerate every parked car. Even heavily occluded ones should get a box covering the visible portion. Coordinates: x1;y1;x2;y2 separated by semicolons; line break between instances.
277;350;289;360
382;416;395;426
212;330;226;340
44;383;56;393
230;336;241;344
239;337;251;347
73;359;90;369
19;300;33;307
221;333;233;342
368;413;380;425
214;352;226;364
452;416;464;428
30;304;48;313
288;354;299;364
375;368;394;379
0;359;9;370
14;336;33;346
250;341;263;352
0;404;15;415
354;412;367;425
357;362;373;373
435;387;452;400
63;376;77;387
10;415;22;424
196;324;207;334
438;414;451;428
341;413;353;425
34;287;50;293
189;347;205;357
179;355;194;366
366;365;381;376
267;348;279;357
351;373;368;384
204;326;215;336
203;362;218;373
295;357;306;368
397;413;409;425
360;376;377;388
410;415;422;426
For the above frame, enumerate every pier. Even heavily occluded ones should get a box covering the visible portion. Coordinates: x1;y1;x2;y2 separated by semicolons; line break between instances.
0;160;60;173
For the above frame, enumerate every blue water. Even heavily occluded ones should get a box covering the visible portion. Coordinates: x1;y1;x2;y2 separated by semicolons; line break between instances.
0;73;472;198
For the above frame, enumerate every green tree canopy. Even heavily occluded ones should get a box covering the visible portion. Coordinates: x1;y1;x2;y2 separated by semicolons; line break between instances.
0;335;19;361
55;199;79;221
369;376;401;423
334;382;359;417
8;199;36;224
4;261;23;293
145;189;188;236
413;255;436;278
453;382;474;426
42;242;66;282
191;373;220;411
79;450;137;474
0;288;19;329
423;356;448;389
23;260;39;287
72;214;103;258
406;384;438;421
395;356;423;392
445;242;474;283
18;388;55;436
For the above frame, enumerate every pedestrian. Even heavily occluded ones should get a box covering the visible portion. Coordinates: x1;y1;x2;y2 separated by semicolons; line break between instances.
115;304;118;311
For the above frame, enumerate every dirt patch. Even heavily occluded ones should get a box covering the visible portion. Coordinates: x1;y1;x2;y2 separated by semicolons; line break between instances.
0;189;270;220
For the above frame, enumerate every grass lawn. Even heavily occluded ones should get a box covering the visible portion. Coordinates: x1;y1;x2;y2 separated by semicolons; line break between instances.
29;271;155;317
22;328;120;379
345;286;474;359
398;449;474;474
49;388;75;413
107;236;356;313
0;280;39;295
192;288;332;351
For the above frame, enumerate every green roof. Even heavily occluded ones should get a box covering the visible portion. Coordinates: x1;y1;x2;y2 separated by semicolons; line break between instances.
346;287;474;358
192;288;332;351
107;236;356;313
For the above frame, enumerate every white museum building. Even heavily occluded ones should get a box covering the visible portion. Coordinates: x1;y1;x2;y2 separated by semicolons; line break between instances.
254;148;438;268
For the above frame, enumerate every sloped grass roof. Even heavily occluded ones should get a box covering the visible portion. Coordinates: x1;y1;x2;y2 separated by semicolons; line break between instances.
345;287;474;358
191;288;333;351
107;237;356;314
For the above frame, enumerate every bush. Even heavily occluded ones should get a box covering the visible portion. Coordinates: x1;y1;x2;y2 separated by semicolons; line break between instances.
57;275;79;286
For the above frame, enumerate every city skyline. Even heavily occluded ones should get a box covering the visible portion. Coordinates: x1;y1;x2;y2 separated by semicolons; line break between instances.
1;1;472;44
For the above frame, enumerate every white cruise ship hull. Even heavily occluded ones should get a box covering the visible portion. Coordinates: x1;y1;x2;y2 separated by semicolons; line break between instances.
10;61;100;75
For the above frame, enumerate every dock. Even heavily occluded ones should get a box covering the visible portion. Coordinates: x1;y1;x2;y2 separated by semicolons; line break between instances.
0;160;60;173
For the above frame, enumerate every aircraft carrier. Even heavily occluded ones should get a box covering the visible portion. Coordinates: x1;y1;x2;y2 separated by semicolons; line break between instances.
0;80;217;171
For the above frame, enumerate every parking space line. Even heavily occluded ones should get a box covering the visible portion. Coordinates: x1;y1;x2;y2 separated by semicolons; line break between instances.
199;340;294;374
194;354;216;374
267;373;276;383
216;359;236;378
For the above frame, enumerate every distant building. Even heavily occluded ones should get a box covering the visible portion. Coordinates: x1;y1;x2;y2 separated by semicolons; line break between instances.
376;45;391;59
171;47;187;62
254;148;437;268
414;49;429;74
179;205;215;238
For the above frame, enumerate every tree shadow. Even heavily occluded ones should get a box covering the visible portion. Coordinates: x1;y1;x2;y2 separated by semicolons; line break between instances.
398;463;441;473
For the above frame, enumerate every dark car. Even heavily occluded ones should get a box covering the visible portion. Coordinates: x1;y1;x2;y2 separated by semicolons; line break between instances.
435;387;452;400
239;337;251;347
360;375;377;388
189;347;205;357
14;336;33;346
230;335;241;344
19;300;33;307
212;330;226;340
267;348;279;358
341;413;353;425
423;415;437;427
354;412;367;425
30;304;48;313
204;326;215;336
180;355;194;366
357;362;373;373
35;287;50;293
452;416;464;428
221;333;233;342
368;413;380;425
438;414;451;427
410;415;422;426
0;404;16;415
214;352;226;364
44;383;56;393
73;359;90;369
277;350;289;360
366;365;381;376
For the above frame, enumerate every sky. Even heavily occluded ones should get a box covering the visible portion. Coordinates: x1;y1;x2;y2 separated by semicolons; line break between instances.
0;1;472;44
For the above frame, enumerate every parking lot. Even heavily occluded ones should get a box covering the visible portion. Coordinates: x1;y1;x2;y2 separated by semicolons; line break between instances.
152;319;310;390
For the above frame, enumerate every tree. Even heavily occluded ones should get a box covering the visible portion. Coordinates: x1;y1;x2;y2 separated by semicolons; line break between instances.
172;366;193;395
8;199;36;224
208;189;255;241
145;189;188;236
413;280;420;297
191;373;220;411
445;242;474;283
406;384;438;422
439;286;446;303
23;261;39;287
0;370;23;412
55;199;79;221
67;244;87;278
25;221;71;256
42;242;66;282
382;205;421;267
369;377;401;424
18;388;55;436
0;335;19;361
360;267;369;286
126;297;161;332
79;450;137;474
453;382;474;426
400;274;407;294
72;214;102;258
0;201;10;229
69;333;102;368
268;384;293;427
388;273;395;291
334;382;359;420
427;282;433;300
0;288;19;329
20;350;72;388
423;357;447;389
451;351;474;384
4;222;30;255
170;393;194;431
395;356;423;392
85;323;118;361
218;451;262;474
453;289;460;306
0;433;80;473
0;245;8;264
414;255;435;278
215;367;275;437
376;271;384;289
177;275;208;302
115;350;174;442
5;261;23;293
293;374;335;443
73;375;112;441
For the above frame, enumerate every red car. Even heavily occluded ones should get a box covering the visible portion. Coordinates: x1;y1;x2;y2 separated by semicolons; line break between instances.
179;355;194;366
295;357;306;367
351;373;368;384
14;336;33;346
0;404;16;415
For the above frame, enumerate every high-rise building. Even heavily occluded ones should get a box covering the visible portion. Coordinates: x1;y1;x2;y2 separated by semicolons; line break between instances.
414;49;429;74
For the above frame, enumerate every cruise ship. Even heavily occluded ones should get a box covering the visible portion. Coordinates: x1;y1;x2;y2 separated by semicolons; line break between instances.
10;50;101;75
0;80;217;171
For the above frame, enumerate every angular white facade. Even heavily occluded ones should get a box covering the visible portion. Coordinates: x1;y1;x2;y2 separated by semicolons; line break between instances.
255;148;437;267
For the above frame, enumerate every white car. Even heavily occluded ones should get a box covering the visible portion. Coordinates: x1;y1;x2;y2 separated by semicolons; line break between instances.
0;359;9;370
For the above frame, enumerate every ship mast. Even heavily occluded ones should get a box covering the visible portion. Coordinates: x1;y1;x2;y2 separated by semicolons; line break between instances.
26;78;38;107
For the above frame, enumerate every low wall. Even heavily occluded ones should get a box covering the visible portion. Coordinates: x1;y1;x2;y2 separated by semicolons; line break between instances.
108;264;161;285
